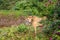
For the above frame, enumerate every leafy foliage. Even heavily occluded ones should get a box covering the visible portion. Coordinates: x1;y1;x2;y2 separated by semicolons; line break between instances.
0;0;19;10
12;0;57;17
18;24;29;33
43;20;60;40
0;0;60;40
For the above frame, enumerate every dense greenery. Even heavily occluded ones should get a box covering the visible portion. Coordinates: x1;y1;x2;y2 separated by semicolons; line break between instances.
0;0;60;40
0;0;57;16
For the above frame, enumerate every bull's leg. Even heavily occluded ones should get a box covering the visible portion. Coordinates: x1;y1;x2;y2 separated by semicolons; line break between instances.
33;26;37;36
35;26;36;34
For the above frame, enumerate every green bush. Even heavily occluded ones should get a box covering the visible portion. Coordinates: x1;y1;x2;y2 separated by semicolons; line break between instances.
13;0;57;17
18;24;29;33
43;20;60;40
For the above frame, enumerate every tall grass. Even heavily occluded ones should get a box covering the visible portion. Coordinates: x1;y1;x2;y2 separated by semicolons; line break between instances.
0;10;60;40
0;24;49;40
0;10;28;17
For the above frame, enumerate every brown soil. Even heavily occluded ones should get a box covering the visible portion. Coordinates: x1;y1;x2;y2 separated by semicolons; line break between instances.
0;14;25;27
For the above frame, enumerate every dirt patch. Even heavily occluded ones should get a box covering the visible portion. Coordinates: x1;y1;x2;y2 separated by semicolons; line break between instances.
0;14;25;27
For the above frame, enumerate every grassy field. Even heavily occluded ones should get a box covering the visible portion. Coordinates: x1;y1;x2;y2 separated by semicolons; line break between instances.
0;10;60;40
0;10;28;17
0;10;45;40
0;24;49;40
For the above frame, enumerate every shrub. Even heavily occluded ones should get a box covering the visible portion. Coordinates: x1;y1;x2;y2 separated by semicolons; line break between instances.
18;24;29;33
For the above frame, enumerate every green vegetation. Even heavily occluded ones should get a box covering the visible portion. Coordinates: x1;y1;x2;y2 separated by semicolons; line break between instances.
0;0;60;40
0;24;49;40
